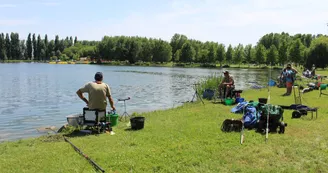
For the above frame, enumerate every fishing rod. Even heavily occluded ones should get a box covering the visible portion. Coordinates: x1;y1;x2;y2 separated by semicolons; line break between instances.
265;63;272;143
240;103;247;144
41;127;106;173
240;123;245;144
64;137;105;173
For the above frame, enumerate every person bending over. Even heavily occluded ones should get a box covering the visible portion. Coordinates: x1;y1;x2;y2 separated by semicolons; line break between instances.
76;72;116;111
218;71;235;98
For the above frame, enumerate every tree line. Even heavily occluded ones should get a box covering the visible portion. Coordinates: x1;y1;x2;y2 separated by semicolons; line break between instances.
0;33;79;61
0;32;328;68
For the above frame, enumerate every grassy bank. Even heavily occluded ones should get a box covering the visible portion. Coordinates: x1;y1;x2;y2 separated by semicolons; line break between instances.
46;59;285;69
98;61;284;69
0;60;35;63
1;85;328;173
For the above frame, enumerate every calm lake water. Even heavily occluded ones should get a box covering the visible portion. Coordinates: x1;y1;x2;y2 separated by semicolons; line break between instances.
0;63;280;142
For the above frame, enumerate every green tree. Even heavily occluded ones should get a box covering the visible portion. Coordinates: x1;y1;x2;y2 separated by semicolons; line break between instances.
48;40;55;57
32;34;37;60
69;36;73;47
152;39;172;63
216;44;225;67
115;36;128;61
304;34;312;47
306;36;328;69
82;46;96;58
55;50;61;57
40;49;46;60
44;34;49;60
140;39;153;62
59;39;66;52
244;44;253;65
97;36;116;60
74;36;78;45
180;42;195;63
233;44;244;67
174;49;181;62
64;37;70;49
192;42;201;62
266;45;278;65
5;33;11;60
20;40;27;60
26;33;32;60
170;34;188;61
207;44;216;63
37;34;45;60
0;33;6;60
10;33;20;60
289;39;305;65
127;39;141;63
225;44;233;64
199;49;209;63
54;35;59;52
259;33;280;50
278;40;288;65
255;44;266;66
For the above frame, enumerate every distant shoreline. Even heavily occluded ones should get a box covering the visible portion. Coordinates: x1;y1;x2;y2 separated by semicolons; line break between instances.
0;60;284;70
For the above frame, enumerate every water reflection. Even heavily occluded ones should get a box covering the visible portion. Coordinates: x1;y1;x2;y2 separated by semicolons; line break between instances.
0;63;280;142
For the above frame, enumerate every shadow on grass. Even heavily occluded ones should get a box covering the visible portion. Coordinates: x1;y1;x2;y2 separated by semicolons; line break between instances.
124;128;145;131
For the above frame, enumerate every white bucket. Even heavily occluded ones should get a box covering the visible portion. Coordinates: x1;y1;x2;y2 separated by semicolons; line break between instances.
66;114;83;127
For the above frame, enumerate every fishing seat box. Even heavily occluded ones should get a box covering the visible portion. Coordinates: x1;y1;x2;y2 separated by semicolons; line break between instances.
83;107;106;126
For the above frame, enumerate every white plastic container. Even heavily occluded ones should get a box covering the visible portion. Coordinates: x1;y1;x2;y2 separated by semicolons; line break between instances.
66;114;83;127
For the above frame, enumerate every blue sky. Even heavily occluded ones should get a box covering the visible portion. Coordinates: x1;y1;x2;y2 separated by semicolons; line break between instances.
1;0;328;46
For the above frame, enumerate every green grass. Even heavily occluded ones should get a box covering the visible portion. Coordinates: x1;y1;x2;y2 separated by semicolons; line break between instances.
1;86;328;173
316;69;328;76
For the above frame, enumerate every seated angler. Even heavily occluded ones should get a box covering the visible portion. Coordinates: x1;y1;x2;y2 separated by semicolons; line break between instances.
218;71;235;98
76;72;116;112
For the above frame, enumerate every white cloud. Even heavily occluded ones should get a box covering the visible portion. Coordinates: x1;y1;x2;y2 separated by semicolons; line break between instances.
0;4;16;8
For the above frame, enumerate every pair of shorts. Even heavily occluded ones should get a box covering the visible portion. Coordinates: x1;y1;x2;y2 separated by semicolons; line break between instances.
286;82;293;88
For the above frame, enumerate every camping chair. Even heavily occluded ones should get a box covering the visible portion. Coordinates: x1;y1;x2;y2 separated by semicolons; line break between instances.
82;107;110;133
213;86;233;103
214;86;242;103
220;85;235;98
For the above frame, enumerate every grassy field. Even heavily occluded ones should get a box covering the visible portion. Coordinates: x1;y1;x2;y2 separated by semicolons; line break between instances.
0;85;328;173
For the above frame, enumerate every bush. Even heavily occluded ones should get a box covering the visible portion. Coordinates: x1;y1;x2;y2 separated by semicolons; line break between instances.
50;56;58;61
196;73;223;96
134;61;144;66
174;63;186;67
60;54;69;61
200;63;217;68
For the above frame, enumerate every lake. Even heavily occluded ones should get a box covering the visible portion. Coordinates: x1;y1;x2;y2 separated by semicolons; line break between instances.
0;63;280;142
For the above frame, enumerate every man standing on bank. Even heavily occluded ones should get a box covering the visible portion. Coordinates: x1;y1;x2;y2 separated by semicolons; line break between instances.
76;72;116;111
281;64;298;96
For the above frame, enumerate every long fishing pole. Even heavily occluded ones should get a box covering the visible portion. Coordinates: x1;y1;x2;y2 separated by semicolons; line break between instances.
240;123;245;144
240;104;246;144
265;63;272;143
64;137;105;173
42;127;106;173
